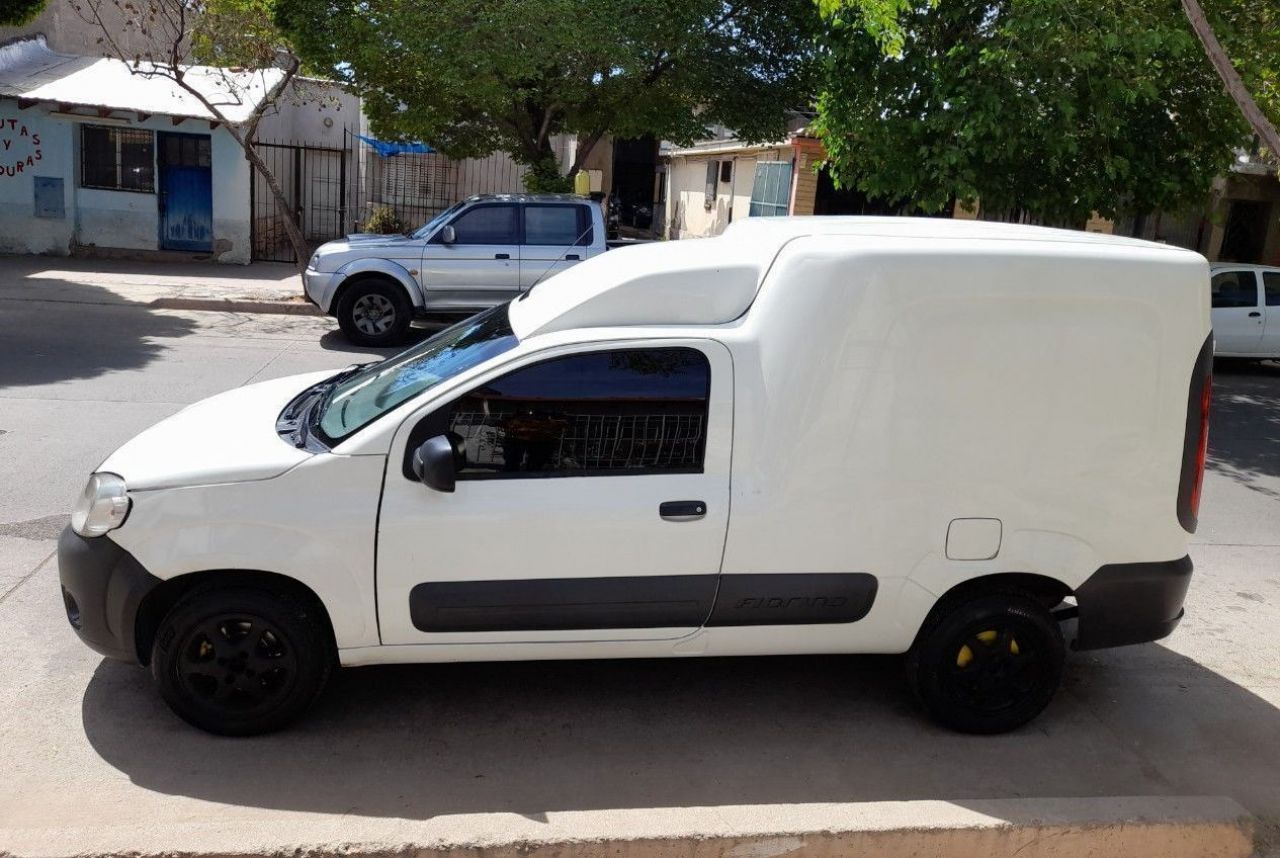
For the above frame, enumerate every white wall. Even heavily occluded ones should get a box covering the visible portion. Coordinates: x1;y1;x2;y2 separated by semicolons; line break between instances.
664;148;788;239
0;100;253;262
0;104;74;254
255;78;360;148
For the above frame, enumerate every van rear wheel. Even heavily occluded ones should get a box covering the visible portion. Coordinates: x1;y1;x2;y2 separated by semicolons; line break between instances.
907;591;1064;734
336;278;412;346
150;586;332;736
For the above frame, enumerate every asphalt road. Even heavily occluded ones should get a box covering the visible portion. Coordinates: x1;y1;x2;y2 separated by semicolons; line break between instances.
1;295;1278;853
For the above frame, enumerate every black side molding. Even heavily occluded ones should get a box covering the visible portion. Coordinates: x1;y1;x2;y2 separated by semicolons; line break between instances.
707;573;878;626
410;573;880;633
57;526;162;663
1073;555;1193;650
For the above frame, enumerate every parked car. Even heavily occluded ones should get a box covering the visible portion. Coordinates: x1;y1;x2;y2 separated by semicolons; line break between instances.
304;194;608;346
60;217;1212;736
1210;263;1280;359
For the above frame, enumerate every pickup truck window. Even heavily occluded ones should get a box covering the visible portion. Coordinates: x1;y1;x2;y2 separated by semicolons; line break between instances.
447;204;518;244
317;305;518;442
411;201;464;239
445;347;710;478
525;204;589;246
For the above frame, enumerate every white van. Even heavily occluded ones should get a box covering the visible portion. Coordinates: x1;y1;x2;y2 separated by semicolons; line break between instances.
59;218;1213;736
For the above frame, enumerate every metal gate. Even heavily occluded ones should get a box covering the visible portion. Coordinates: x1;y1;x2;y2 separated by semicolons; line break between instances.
250;138;353;263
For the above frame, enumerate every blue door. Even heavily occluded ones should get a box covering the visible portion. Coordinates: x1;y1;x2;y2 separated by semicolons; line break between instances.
158;133;213;252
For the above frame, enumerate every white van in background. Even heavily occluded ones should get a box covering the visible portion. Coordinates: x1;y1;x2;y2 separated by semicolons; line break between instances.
1210;264;1280;358
59;218;1213;737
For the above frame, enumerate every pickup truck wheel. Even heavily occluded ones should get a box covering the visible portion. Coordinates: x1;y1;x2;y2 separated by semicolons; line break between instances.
907;591;1064;734
336;278;412;346
150;586;332;736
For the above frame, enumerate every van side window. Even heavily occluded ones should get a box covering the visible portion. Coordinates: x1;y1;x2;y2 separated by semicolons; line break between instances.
1264;272;1280;307
1211;271;1259;308
445;348;710;477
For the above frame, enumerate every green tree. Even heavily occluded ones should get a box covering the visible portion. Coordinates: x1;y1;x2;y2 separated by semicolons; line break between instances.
813;0;1252;223
275;0;819;189
0;0;47;26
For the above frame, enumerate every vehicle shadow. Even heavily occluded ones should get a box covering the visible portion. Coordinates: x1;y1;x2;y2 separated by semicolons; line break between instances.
0;281;196;389
81;641;1280;821
1208;359;1280;498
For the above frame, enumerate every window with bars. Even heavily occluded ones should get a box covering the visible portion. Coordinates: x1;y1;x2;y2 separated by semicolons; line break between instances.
748;160;792;217
443;348;711;478
80;125;155;192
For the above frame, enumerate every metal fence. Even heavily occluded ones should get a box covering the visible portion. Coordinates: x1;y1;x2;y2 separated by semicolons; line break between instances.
450;410;706;473
249;130;529;263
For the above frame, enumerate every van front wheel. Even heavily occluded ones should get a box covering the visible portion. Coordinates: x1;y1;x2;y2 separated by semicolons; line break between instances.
907;592;1064;734
336;278;412;346
150;586;333;736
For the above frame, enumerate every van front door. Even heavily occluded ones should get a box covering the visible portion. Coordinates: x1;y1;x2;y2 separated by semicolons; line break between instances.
375;340;732;645
1211;269;1264;355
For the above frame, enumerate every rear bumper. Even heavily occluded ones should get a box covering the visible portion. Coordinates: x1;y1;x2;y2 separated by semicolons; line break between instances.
57;526;162;664
1073;555;1193;650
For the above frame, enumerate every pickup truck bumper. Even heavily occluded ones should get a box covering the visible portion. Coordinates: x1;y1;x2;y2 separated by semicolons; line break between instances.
1073;556;1193;650
302;267;339;314
57;526;161;664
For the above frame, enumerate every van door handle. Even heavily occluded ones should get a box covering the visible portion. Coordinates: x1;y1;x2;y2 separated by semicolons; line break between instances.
1249;311;1262;317
565;254;580;260
660;500;706;522
495;253;511;259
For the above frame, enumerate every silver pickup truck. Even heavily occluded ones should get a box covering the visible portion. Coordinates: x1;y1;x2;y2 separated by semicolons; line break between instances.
304;193;608;345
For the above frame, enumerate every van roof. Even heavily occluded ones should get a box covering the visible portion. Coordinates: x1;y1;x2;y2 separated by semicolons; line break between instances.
506;216;1201;339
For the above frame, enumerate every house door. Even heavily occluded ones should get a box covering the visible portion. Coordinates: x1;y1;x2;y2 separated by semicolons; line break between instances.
158;132;213;252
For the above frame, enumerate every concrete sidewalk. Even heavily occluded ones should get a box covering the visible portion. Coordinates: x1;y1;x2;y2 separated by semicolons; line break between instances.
0;254;319;315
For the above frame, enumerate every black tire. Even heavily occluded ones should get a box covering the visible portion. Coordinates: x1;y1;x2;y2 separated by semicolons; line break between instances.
907;590;1064;734
336;277;412;347
151;585;333;736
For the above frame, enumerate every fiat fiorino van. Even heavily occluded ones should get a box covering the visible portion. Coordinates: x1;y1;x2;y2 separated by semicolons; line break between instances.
58;218;1213;736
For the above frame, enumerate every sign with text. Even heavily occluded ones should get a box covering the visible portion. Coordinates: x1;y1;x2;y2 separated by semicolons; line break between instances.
1;117;43;179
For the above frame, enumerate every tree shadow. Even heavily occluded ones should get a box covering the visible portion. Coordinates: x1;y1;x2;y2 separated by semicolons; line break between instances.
81;642;1280;822
0;281;197;389
1208;359;1280;499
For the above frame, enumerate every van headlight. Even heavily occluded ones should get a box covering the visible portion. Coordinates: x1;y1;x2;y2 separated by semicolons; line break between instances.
71;473;130;537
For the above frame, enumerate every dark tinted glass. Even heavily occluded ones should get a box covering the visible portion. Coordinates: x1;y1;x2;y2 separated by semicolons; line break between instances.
1264;272;1280;307
525;205;583;245
81;126;154;192
1211;271;1258;308
446;348;710;477
449;205;517;244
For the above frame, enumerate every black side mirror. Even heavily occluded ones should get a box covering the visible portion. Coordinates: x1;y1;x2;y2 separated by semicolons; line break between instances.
412;435;457;492
440;224;456;245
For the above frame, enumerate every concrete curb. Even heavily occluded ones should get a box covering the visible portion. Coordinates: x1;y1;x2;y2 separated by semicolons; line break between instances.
148;297;323;316
0;796;1255;858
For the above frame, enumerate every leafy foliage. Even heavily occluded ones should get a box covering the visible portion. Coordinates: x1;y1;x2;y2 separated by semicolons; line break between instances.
361;205;407;234
0;0;47;26
814;0;1252;223
275;0;819;179
1201;0;1279;145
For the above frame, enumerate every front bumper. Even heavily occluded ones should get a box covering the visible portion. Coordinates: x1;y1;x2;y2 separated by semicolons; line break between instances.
302;267;339;314
1073;555;1193;650
57;526;162;663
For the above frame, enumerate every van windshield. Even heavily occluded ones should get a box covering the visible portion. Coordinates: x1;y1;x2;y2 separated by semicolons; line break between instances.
317;305;518;442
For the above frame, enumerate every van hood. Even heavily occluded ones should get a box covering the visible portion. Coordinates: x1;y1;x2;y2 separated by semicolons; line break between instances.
100;371;336;491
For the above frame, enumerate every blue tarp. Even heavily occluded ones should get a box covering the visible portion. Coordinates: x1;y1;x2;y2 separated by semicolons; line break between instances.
355;134;436;157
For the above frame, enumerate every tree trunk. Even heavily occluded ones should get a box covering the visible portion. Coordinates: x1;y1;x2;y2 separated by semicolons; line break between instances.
245;142;311;271
1181;0;1280;161
567;130;605;179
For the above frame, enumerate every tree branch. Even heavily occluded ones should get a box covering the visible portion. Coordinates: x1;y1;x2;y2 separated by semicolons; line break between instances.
1180;0;1280;160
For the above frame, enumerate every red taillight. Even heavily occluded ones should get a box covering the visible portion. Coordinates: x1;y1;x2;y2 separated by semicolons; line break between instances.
1189;374;1212;521
1178;334;1214;533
